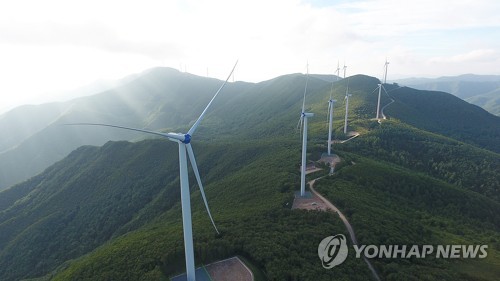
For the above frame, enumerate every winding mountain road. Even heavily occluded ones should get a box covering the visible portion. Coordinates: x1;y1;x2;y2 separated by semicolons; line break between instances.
339;133;360;143
379;85;405;121
380;97;395;120
308;178;381;281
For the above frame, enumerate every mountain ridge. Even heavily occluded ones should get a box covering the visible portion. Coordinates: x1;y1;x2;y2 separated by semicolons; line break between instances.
394;74;500;116
0;68;499;280
1;69;499;190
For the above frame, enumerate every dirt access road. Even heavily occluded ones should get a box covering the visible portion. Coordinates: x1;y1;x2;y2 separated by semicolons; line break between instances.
309;178;381;281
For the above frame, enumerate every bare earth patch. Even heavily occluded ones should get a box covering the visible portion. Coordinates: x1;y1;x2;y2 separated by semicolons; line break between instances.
292;191;330;211
205;256;254;281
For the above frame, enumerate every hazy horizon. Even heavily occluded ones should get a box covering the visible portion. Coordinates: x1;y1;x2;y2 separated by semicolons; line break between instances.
2;67;500;115
1;0;499;113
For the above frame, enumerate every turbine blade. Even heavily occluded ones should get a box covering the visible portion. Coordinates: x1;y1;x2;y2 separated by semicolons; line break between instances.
381;84;389;95
345;78;350;97
296;116;304;138
301;75;308;113
186;143;219;234
63;123;183;141
326;102;331;128
187;60;238;136
301;62;309;113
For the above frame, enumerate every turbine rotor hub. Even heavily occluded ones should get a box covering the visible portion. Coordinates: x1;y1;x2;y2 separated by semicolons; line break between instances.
182;134;192;144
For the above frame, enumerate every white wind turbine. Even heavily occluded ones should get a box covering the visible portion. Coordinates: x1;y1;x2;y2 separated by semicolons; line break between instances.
298;64;313;197
375;60;389;119
343;78;352;135
326;65;339;155
383;59;390;84
343;62;347;79
327;97;337;155
375;83;382;120
66;61;238;281
336;61;341;80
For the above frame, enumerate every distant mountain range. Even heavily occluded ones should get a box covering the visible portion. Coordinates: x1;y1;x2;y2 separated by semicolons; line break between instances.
0;69;499;280
1;70;499;190
394;74;500;116
0;68;249;189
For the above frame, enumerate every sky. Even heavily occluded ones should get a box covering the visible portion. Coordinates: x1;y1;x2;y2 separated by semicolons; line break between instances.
0;0;499;113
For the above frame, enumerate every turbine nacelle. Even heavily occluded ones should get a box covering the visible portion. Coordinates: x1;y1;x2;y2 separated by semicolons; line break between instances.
298;112;314;130
167;133;191;144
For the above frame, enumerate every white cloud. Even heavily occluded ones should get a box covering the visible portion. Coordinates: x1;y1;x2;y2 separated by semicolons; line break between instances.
430;49;499;63
336;0;500;35
0;0;499;112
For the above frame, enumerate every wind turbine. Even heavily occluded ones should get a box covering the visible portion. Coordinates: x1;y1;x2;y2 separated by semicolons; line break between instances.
66;61;238;281
343;79;351;135
383;59;389;84
298;64;313;197
375;60;389;119
327;98;337;155
327;68;337;155
376;83;382;120
336;61;341;81
343;62;347;79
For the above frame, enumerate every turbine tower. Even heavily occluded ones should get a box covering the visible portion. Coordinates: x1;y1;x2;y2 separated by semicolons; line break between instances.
327;66;338;155
376;60;390;119
66;61;238;281
343;62;347;79
343;79;351;134
383;59;390;84
336;61;341;81
376;83;383;119
298;64;313;197
327;98;337;155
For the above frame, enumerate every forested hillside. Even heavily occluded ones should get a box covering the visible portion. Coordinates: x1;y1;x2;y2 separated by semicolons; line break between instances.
0;69;332;190
341;120;499;200
395;74;500;116
0;139;374;280
2;69;499;190
0;70;499;280
384;85;500;153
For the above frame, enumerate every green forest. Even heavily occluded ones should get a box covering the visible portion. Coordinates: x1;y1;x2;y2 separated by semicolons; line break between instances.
0;70;499;280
